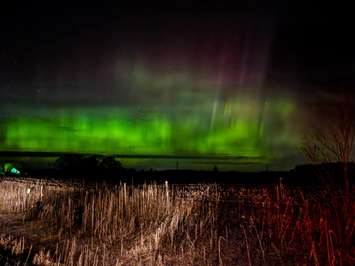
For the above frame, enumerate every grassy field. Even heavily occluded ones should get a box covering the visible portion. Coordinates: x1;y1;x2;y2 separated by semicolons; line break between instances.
0;177;354;265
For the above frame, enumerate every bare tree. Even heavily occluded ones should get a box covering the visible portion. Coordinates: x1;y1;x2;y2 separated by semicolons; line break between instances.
303;108;354;195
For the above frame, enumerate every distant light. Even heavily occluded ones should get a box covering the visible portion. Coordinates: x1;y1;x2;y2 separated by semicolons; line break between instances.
10;168;20;175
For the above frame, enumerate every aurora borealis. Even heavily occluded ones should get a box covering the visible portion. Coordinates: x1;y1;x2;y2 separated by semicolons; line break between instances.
1;96;298;157
0;63;300;170
1;4;354;170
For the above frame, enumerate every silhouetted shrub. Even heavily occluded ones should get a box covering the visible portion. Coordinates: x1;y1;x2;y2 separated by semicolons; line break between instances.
55;154;122;176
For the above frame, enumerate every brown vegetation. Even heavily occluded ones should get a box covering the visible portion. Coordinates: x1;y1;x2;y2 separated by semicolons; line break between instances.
0;177;354;265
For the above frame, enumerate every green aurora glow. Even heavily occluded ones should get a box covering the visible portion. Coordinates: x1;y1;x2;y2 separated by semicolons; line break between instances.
1;95;299;165
0;59;302;169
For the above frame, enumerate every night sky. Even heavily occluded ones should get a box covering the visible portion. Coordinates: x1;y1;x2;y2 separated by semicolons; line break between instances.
0;2;354;170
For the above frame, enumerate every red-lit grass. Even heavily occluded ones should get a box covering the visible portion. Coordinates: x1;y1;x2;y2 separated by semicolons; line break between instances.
0;177;354;265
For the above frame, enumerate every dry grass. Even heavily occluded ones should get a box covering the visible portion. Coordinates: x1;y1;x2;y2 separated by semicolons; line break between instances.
0;177;354;265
